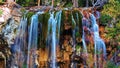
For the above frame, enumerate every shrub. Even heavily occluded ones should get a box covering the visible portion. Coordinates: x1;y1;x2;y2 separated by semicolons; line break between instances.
100;13;112;26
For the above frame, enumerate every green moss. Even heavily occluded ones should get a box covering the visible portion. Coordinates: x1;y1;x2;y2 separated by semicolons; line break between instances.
67;11;72;22
72;10;80;25
37;12;50;48
20;8;26;15
72;10;82;27
0;9;3;16
40;12;50;42
38;14;43;23
26;11;35;25
60;10;65;32
64;2;73;7
72;10;82;38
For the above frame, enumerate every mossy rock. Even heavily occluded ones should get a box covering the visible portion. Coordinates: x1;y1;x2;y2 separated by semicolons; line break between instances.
42;12;50;41
26;11;35;25
72;10;83;38
38;12;50;47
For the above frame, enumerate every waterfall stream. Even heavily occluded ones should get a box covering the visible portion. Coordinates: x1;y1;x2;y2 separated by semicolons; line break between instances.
3;9;108;68
90;14;106;68
14;17;27;68
27;11;44;68
47;10;62;68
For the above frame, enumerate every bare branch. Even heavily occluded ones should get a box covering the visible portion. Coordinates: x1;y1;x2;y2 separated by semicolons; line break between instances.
91;0;108;7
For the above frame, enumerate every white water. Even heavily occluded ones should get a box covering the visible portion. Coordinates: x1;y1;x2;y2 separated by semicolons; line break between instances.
14;17;27;68
90;14;106;68
47;10;62;68
82;30;88;54
27;11;44;68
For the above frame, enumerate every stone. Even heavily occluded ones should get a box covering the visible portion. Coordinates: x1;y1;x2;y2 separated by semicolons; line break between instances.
2;18;18;45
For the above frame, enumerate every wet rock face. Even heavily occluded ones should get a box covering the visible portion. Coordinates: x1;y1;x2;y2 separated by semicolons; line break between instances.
0;6;11;32
2;18;18;45
0;6;11;23
0;34;11;68
0;5;21;68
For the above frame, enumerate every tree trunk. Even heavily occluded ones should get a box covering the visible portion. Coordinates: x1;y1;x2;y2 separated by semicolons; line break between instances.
52;0;54;7
73;0;78;7
38;0;40;6
86;0;89;7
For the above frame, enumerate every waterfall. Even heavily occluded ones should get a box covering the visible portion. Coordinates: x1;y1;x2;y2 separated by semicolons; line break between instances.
56;10;62;44
14;17;27;68
71;13;76;49
81;18;88;56
90;14;106;68
82;30;88;55
47;10;62;68
27;11;44;68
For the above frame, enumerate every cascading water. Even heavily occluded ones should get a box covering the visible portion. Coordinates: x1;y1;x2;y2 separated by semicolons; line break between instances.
82;30;88;55
56;10;62;43
47;10;62;68
13;17;27;68
2;8;108;68
90;14;106;68
81;17;88;57
27;11;44;68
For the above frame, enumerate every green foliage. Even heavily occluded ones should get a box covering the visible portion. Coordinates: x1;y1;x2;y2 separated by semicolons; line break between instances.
100;13;112;25
0;0;3;3
105;27;116;39
0;0;2;2
78;0;84;7
102;0;120;18
105;20;120;42
76;44;81;50
78;0;92;7
102;0;120;44
16;0;36;7
117;46;120;50
64;2;73;7
105;61;118;68
0;9;3;16
76;32;80;37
